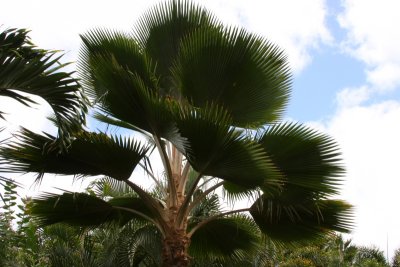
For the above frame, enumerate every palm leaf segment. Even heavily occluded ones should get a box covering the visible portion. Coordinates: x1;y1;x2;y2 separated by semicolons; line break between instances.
0;28;87;138
250;123;353;243
0;128;150;181
0;0;353;260
28;192;153;227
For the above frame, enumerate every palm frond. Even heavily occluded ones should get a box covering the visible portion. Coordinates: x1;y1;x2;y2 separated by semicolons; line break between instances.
134;0;220;92
259;122;344;198
131;224;163;265
189;215;260;262
28;192;155;227
87;177;136;198
0;128;150;182
79;28;156;100
0;27;87;139
222;182;260;207
175;104;281;189
173;26;291;127
250;195;353;243
79;44;179;140
92;112;152;138
189;193;220;222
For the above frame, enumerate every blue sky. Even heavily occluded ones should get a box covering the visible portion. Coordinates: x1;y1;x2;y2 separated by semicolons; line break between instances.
2;0;400;261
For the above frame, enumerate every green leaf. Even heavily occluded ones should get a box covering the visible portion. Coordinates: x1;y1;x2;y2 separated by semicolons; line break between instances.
174;26;291;127
189;215;260;261
88;177;135;198
134;0;219;91
175;105;281;189
0;27;87;138
250;195;353;243
79;28;157;100
29;192;115;227
0;128;150;181
258;123;344;198
79;43;178;139
29;192;154;227
189;194;220;222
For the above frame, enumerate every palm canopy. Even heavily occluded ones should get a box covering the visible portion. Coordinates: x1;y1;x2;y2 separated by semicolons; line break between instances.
0;27;86;140
0;1;352;265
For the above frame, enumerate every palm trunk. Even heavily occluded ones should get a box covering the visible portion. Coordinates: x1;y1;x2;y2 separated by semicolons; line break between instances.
161;144;191;266
162;229;190;267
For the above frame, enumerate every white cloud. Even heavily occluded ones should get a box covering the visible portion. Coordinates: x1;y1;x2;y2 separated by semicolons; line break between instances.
3;0;331;73
334;4;400;257
338;0;400;91
336;86;371;108
198;0;332;72
0;96;52;134
367;63;400;91
316;99;400;260
1;0;159;64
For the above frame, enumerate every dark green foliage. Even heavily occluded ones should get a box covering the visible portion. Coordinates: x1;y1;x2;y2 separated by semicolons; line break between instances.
0;27;86;140
29;192;158;227
250;195;352;243
189;215;260;262
393;248;400;267
0;1;353;265
1;128;150;182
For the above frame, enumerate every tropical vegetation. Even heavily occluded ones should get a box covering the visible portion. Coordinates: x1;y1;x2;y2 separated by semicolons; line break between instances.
0;181;394;266
0;1;354;266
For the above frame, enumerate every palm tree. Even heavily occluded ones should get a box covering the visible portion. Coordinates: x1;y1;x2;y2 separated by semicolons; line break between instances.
0;1;353;266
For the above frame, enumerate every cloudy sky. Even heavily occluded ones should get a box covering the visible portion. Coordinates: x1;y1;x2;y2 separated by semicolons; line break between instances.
2;0;400;260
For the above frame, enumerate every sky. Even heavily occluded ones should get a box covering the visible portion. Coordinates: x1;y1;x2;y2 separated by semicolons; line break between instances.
2;0;400;261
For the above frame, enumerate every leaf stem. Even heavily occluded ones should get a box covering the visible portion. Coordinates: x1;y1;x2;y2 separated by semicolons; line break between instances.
188;208;251;237
113;206;164;235
176;171;203;226
138;162;163;192
124;179;167;230
187;181;224;214
153;135;177;207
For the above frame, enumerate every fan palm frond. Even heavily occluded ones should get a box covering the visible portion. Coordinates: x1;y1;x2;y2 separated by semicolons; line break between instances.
175;104;281;189
189;215;260;262
259;122;344;198
0;128;150;182
174;26;291;127
250;195;353;243
28;192;157;227
0;27;87;138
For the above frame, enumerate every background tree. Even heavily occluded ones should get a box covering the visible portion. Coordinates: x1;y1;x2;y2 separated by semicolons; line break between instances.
352;246;389;267
0;1;353;266
392;248;400;267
